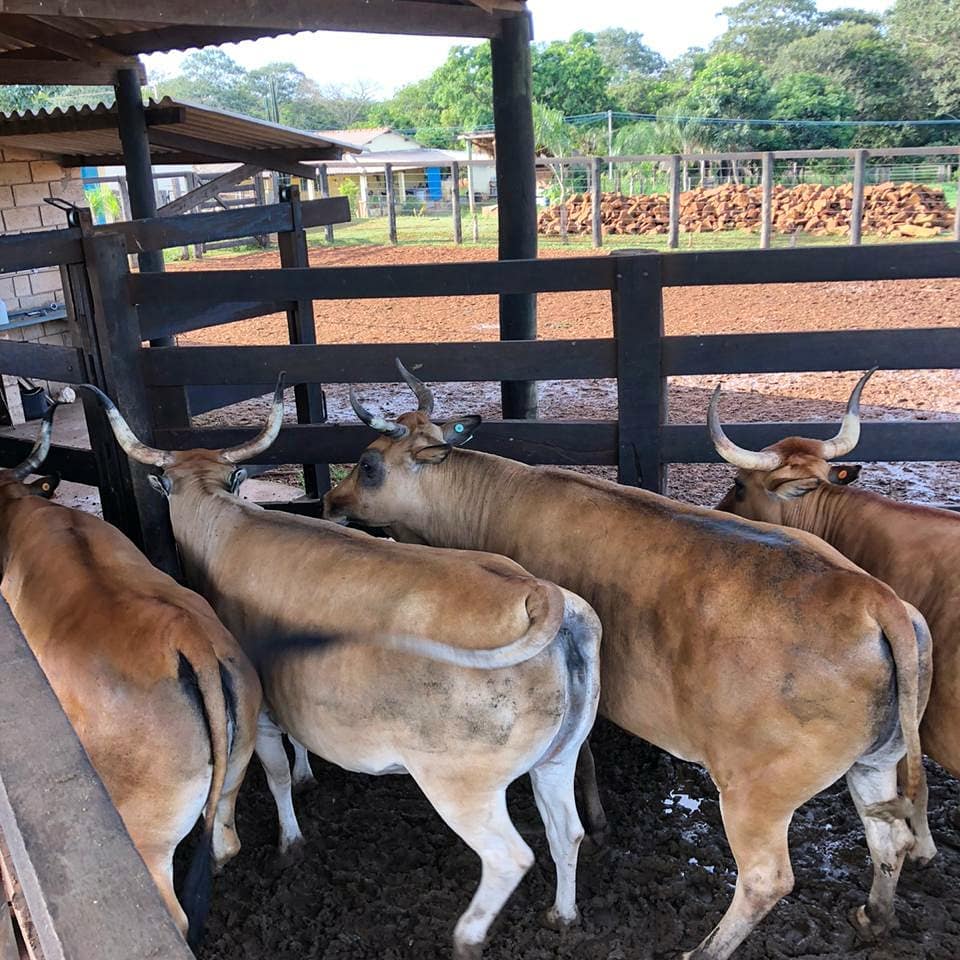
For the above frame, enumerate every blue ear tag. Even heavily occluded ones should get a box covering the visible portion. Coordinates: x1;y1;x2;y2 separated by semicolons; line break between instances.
454;423;465;434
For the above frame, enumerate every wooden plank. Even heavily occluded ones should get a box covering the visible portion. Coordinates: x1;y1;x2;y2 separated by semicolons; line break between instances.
295;196;351;230
0;340;85;383
140;339;618;387
613;253;665;490
0;901;16;960
138;300;286;341
0;228;82;273
491;11;538;420
591;156;602;249
760;151;773;250
656;242;960;286
851;148;867;246
277;184;329;498
316;164;335;243
0;0;511;38
147;128;337;179
129;256;618;305
157;163;258;216
0;58;144;84
0;13;135;63
155;420;618;467
0;596;194;960
663;420;960;464
0;437;98;485
667;155;681;250
451;160;462;245
663;327;960;376
186;384;266;415
384;163;397;245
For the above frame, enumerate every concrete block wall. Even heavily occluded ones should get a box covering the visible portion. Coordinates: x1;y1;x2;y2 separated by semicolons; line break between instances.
0;147;85;419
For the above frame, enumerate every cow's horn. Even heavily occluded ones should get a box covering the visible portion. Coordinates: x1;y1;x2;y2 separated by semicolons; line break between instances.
708;385;784;472
222;374;286;463
76;384;170;467
395;358;434;415
817;368;876;460
349;387;409;439
8;388;74;481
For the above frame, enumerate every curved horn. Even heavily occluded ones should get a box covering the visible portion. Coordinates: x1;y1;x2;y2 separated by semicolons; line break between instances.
7;389;74;481
708;385;784;472
76;383;170;467
222;374;286;464
817;367;876;460
395;357;434;415
349;387;409;439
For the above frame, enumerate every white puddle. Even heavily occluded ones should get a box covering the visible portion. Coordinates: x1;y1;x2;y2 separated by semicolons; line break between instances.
664;791;703;814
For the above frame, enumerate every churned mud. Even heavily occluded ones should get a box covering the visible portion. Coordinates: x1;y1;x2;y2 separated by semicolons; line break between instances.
196;720;960;960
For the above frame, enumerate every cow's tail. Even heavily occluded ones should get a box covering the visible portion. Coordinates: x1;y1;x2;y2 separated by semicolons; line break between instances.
867;596;928;822
378;580;565;669
179;648;232;948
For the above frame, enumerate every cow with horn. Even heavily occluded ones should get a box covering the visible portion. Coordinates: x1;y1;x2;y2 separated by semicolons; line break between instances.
82;379;603;960
711;368;958;834
0;393;261;945
323;359;935;960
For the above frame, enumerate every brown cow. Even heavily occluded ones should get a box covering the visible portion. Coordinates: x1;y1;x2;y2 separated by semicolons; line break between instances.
83;380;603;960
710;368;952;856
322;360;934;960
0;400;261;944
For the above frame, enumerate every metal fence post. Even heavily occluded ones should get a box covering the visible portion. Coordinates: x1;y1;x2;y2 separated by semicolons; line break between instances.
591;156;603;248
451;160;463;245
384;163;397;244
668;155;681;250
760;151;774;250
851;149;867;246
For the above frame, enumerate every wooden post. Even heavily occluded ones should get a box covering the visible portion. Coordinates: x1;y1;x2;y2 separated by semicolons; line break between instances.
491;11;538;419
277;185;329;499
189;173;204;258
171;177;190;260
760;151;774;250
77;224;180;574
591;156;603;248
851;148;867;246
384;163;398;244
451;160;463;244
668;155;681;250
954;167;960;241
466;141;479;243
317;164;335;243
359;173;368;218
612;253;666;492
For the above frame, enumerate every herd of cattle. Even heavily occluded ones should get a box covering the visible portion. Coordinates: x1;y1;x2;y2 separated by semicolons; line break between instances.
1;362;955;960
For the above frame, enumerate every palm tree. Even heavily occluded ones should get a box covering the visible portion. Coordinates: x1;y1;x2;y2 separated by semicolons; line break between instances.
84;183;122;224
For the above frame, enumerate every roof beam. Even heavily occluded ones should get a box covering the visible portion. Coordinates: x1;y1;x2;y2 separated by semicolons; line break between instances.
0;57;145;83
0;1;514;39
147;129;337;177
0;105;181;136
157;163;259;216
0;14;135;63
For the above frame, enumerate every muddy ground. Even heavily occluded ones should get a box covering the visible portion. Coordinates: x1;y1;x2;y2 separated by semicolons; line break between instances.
181;243;960;958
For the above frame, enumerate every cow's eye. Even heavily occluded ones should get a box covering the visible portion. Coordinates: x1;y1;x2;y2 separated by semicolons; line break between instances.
734;478;746;501
361;460;373;475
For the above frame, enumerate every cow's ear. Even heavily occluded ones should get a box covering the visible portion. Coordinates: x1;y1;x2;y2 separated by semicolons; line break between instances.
828;464;861;485
26;473;60;499
440;415;481;447
148;474;172;498
414;443;452;464
771;476;821;500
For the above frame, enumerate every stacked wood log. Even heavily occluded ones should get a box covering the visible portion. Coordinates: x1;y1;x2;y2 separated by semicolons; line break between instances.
538;182;955;239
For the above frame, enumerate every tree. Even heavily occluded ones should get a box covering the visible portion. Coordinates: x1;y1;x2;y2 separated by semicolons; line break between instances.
244;62;309;120
593;28;666;83
676;53;776;149
157;49;258;116
888;0;960;117
531;32;611;117
770;73;855;148
611;74;680;115
716;0;821;62
313;81;378;129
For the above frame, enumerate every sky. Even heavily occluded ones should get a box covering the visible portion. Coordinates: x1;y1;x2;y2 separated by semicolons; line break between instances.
142;0;894;99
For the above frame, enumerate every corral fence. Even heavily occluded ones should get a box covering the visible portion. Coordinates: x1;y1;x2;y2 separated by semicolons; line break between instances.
0;185;958;944
323;144;960;250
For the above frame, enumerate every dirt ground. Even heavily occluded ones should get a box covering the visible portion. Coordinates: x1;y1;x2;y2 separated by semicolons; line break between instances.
180;243;960;959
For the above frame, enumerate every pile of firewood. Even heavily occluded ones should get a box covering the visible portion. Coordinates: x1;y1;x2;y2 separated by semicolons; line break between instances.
538;182;955;238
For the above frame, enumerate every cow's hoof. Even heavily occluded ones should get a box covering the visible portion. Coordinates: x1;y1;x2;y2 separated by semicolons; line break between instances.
907;838;937;867
292;774;317;795
453;941;484;960
580;825;609;858
848;905;897;943
541;907;580;932
275;836;305;867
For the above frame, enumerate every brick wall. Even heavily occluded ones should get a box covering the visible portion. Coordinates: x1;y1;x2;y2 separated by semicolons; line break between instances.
0;147;86;420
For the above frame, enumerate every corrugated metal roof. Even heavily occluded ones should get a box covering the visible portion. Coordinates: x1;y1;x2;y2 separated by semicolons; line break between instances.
0;97;359;166
323;148;472;174
312;128;398;148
